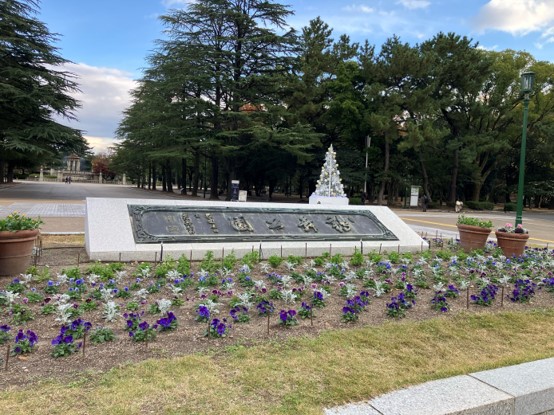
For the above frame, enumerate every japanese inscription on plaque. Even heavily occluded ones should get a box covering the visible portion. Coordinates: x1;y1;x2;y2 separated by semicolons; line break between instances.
128;205;397;244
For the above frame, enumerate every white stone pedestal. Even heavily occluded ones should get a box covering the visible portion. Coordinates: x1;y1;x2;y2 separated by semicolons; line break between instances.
309;194;349;206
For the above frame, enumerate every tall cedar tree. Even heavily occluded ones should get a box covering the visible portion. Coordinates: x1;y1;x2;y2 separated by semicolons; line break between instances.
153;0;318;199
0;0;87;182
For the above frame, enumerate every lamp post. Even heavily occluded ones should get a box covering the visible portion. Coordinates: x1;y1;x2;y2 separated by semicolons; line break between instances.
363;135;371;195
515;70;535;226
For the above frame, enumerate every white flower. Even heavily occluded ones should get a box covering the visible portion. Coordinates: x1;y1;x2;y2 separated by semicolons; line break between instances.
239;264;251;274
432;282;445;292
55;303;73;324
166;269;181;280
115;270;128;281
280;275;293;288
100;288;114;302
88;273;100;285
373;281;386;298
134;288;148;300
57;273;68;284
236;292;253;308
103;301;119;322
168;284;183;296
19;273;33;286
157;298;173;314
281;289;297;304
54;293;71;304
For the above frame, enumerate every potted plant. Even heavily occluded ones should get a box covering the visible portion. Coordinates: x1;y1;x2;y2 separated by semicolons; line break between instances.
495;223;529;257
456;215;493;253
0;212;42;277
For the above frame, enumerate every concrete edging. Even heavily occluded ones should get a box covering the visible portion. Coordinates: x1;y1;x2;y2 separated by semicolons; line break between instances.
325;357;554;415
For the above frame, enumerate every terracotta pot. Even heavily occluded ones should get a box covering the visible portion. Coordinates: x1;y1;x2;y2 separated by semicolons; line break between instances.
495;231;529;258
457;224;491;253
0;229;40;277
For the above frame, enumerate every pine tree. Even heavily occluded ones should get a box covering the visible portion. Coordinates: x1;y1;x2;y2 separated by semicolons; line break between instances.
0;0;87;182
313;145;346;197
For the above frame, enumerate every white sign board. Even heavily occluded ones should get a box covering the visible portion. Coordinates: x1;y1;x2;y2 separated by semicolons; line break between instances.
410;186;420;207
238;190;247;202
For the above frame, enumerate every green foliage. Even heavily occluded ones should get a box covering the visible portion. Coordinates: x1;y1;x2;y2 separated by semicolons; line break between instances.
388;251;400;264
0;0;88;171
200;251;219;273
457;215;493;228
86;262;123;281
267;255;283;268
367;252;383;263
63;267;81;279
241;251;260;267
222;252;237;270
0;212;42;231
177;255;191;275
155;257;177;277
349;248;364;267
90;327;116;344
286;255;304;266
503;203;516;212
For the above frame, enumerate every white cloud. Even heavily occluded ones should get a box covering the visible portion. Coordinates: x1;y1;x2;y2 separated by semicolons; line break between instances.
397;0;431;10
161;0;195;7
85;136;120;154
52;63;137;153
477;44;499;51
344;4;375;14
474;0;554;35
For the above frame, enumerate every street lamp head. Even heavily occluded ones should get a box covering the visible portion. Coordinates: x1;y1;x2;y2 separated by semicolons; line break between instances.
521;71;535;94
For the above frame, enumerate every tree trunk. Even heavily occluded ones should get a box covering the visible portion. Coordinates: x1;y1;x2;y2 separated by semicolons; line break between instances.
6;161;14;183
166;160;173;193
161;164;167;192
420;155;431;202
181;158;187;195
152;165;157;191
378;139;390;205
210;156;219;200
192;152;200;197
449;148;459;204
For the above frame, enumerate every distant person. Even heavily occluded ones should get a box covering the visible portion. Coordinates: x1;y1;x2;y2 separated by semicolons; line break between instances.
455;200;463;213
422;194;429;212
361;192;366;205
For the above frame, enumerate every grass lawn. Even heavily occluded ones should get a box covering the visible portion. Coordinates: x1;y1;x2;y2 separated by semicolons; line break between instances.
1;308;553;414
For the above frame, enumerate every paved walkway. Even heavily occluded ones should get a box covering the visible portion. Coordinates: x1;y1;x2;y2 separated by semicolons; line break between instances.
0;203;84;234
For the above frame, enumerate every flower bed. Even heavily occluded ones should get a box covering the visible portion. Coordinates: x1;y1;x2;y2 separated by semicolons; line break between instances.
1;245;554;386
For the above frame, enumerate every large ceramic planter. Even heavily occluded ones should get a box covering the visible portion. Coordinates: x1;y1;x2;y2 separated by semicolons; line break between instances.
495;231;529;258
0;229;39;277
457;224;491;253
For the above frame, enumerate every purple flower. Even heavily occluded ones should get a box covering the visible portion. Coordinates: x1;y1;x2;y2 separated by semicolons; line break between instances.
197;305;210;319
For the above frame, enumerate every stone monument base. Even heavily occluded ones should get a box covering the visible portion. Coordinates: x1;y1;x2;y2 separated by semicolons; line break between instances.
85;198;426;262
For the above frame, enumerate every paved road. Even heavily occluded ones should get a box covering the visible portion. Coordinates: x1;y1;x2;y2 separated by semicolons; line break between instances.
1;181;553;246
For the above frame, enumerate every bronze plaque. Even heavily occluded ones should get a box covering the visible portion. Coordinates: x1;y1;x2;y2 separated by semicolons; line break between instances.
128;205;398;244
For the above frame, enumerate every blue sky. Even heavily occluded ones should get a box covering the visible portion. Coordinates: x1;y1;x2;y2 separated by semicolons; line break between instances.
37;0;554;153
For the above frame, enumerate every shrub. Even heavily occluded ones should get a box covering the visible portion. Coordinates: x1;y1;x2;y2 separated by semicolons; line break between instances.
503;203;517;212
465;201;494;211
